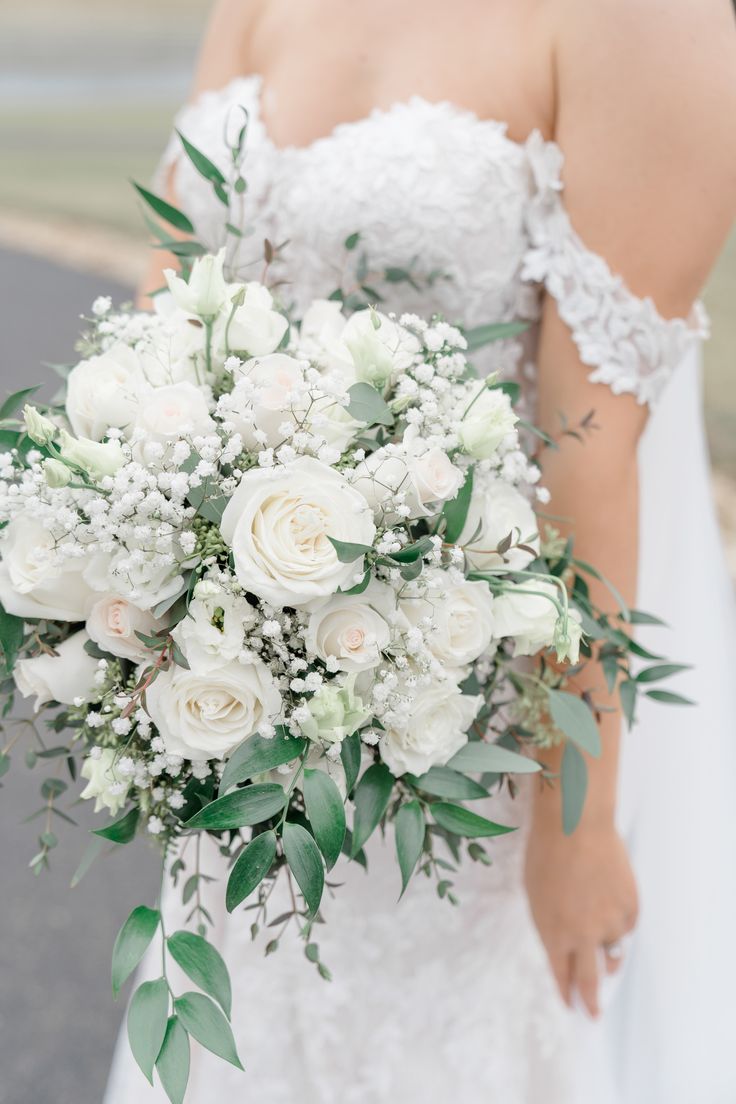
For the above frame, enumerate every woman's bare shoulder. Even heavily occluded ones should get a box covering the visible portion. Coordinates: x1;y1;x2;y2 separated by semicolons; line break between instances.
189;0;266;97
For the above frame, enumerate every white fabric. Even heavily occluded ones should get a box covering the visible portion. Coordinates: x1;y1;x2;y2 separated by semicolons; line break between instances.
105;75;736;1103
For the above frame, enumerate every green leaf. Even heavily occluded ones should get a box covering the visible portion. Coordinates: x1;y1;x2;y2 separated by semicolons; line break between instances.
127;978;170;1084
560;742;588;835
430;803;515;838
156;1016;190;1104
282;822;325;916
219;731;306;794
346;382;394;426
174;992;243;1070
340;731;362;794
93;805;139;844
395;800;425;896
351;762;394;856
388;536;435;563
185;784;285;831
0;385;39;422
635;663;691;684
132;182;194;234
448;742;541;775
226;830;277;912
645;689;695;706
619;679;637;728
344;231;360;250
70;835;105;888
327;536;373;563
464;321;528;351
547;690;601;758
303;769;346;870
167;931;232;1018
407;766;488;801
0;602;24;672
627;609;667;626
175;130;227;187
112;905;160;998
0;752;10;779
443;465;474;544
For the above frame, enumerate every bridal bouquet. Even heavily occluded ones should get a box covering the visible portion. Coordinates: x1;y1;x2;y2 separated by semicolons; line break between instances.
0;139;686;1102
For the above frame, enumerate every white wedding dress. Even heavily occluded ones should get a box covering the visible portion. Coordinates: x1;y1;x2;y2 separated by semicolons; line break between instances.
105;76;736;1104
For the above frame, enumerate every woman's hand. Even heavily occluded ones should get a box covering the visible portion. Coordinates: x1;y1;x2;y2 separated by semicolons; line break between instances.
524;810;638;1018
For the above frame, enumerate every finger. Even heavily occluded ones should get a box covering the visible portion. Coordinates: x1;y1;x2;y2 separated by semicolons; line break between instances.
572;945;600;1018
603;948;623;975
549;949;574;1008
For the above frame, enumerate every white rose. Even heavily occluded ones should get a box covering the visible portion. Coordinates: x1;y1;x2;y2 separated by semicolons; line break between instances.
494;582;582;657
80;748;130;816
459;384;518;459
86;595;165;662
304;582;394;672
352;439;464;520
0;517;94;621
145;656;281;760
380;679;481;777
164;249;229;320
219;456;376;608
86;548;183;613
401;576;495;667
172;586;255;673
340;309;420;391
66;344;144;441
458;476;540;572
15;631;98;708
223;282;288;356
230;354;307;448
298;299;347;359
133;381;215;458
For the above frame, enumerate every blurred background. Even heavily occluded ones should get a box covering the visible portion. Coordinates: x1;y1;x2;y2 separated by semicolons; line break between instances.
0;2;733;1101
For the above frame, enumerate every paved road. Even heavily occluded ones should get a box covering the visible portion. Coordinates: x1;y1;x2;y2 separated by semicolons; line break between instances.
0;250;159;1104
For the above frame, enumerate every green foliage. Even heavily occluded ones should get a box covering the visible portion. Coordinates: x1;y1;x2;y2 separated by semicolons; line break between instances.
340;731;362;795
303;769;346;870
394;801;425;897
387;536;435;563
327;537;373;563
226;830;277;913
560;742;588;835
430;803;515;839
345;382;394;426
156;1016;190;1104
167;931;232;1018
174;992;243;1069
132;181;194;234
185;784;286;831
0;386;39;422
350;762;394;856
463;321;528;351
407;766;488;801
0;603;24;672
219;730;306;794
282;821;325;917
93;806;140;844
175;130;227;188
111;905;160;998
448;741;541;775
442;465;474;544
547;690;601;758
127;978;170;1084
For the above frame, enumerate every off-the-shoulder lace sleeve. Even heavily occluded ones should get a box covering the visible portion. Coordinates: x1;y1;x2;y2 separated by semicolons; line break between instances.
520;133;709;407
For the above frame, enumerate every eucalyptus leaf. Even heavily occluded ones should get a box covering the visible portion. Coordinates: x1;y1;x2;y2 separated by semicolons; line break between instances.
174;992;243;1069
167;931;232;1018
303;769;346;870
185;784;285;831
346;382;394;426
112;905;160;998
156;1016;190;1104
226;830;277;912
127;978;170;1084
282;821;325;916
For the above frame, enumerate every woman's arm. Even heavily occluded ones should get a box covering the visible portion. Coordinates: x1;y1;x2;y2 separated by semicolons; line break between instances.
137;0;262;306
526;0;736;1017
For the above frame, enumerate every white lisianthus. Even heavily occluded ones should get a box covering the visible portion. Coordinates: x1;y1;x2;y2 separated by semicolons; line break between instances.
458;383;518;459
65;344;144;441
341;309;420;391
219;457;376;608
14;631;98;708
132;382;215;457
79;748;130;816
164;248;229;320
172;584;254;673
223;282;289;356
492;581;582;659
380;679;481;777
42;459;72;488
297;299;346;359
458;476;540;572
352;432;464;520
230;354;307;448
298;674;371;747
304;582;394;672
145;655;281;760
0;518;94;621
136;297;206;386
23;405;57;447
401;575;495;667
86;595;165;662
58;430;126;479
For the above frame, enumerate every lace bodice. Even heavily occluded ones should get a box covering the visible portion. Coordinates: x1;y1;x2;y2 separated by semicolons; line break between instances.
158;74;706;406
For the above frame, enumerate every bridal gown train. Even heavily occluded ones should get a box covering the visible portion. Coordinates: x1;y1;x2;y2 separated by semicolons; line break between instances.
105;77;736;1103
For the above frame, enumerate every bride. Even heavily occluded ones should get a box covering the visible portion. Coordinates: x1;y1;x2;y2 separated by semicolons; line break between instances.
106;1;736;1100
